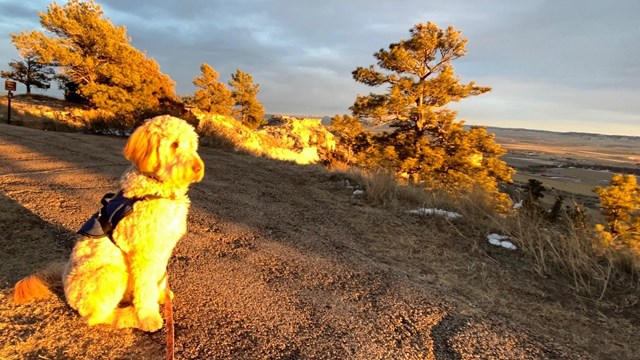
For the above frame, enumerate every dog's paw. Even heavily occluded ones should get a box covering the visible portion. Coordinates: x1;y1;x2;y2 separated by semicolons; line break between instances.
138;312;163;332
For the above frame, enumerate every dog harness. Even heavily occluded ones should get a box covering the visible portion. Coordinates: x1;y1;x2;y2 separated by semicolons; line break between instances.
78;191;137;239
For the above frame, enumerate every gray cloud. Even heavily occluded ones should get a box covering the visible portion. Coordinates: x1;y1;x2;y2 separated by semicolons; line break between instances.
0;2;42;22
0;0;638;135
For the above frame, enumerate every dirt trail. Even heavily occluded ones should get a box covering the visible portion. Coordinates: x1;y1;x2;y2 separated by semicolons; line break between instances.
0;123;630;359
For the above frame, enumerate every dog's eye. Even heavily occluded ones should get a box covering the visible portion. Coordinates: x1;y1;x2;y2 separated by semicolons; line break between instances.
171;141;179;150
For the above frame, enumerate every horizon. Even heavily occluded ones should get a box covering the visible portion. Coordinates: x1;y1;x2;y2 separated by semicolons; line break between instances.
5;92;640;139
1;0;638;136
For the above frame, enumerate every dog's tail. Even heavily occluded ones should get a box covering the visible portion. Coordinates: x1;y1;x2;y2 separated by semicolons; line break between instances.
13;263;65;304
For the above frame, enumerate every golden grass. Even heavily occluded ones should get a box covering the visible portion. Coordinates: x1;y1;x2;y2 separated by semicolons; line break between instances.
0;95;109;131
0;95;197;133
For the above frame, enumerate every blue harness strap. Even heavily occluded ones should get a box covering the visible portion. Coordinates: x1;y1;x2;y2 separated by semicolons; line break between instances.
78;191;136;239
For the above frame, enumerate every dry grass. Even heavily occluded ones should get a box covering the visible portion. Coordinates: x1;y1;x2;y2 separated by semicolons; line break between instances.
448;190;640;306
338;167;640;307
350;170;401;207
195;115;239;150
338;168;437;209
0;95;198;134
507;211;640;303
0;95;108;131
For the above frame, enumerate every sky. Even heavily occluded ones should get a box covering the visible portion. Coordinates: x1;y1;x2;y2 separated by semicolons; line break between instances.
0;0;638;136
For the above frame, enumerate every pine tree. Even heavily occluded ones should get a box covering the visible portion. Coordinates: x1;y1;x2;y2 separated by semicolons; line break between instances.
229;69;265;129
191;63;234;116
351;22;513;205
522;178;546;210
11;0;175;115
1;54;55;94
330;114;365;163
546;195;565;223
594;174;640;252
54;74;84;103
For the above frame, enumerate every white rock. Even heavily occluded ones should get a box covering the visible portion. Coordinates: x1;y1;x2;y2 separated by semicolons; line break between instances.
500;241;517;250
487;233;516;250
352;189;365;196
487;233;510;242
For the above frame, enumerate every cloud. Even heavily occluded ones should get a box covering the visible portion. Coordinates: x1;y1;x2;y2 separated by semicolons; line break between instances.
454;77;640;135
0;2;43;22
0;0;638;135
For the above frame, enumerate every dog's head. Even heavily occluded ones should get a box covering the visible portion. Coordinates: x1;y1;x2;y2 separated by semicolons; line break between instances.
124;116;204;186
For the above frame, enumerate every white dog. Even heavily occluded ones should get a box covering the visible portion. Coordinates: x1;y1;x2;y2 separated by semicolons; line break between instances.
14;115;204;332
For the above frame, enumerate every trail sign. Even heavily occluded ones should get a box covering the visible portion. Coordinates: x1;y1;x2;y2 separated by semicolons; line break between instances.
5;80;16;91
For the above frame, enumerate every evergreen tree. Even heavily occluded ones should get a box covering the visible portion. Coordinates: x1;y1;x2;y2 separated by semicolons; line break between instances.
54;74;84;103
594;174;640;253
191;63;234;116
546;195;565;223
11;0;175;115
330;114;365;163
1;54;55;94
522;178;546;210
229;69;265;129
350;22;513;205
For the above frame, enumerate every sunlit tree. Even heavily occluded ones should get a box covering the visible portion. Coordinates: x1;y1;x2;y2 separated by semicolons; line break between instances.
330;114;365;163
191;63;234;116
229;69;265;129
351;21;513;206
11;0;175;115
595;174;640;253
1;54;54;94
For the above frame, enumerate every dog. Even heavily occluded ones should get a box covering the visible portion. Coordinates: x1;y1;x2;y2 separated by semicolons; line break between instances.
13;115;204;332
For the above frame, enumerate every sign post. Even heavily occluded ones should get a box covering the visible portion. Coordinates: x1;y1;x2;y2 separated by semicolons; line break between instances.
5;80;16;124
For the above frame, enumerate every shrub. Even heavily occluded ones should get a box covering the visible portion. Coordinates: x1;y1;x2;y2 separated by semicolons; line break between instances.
594;174;640;255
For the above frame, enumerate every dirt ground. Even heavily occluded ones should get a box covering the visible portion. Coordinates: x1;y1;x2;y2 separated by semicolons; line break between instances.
0;123;638;359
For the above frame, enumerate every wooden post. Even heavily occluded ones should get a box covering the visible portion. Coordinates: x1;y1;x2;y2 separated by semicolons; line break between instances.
7;90;11;124
4;80;16;124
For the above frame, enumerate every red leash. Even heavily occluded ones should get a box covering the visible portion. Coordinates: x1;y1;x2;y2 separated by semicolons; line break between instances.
165;277;174;360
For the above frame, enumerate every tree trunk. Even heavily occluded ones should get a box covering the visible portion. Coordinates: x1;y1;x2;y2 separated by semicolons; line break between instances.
416;94;425;135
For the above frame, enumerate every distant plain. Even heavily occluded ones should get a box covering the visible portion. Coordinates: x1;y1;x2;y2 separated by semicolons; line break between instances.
492;127;640;212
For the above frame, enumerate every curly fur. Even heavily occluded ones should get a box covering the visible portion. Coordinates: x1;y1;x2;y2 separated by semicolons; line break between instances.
14;115;204;332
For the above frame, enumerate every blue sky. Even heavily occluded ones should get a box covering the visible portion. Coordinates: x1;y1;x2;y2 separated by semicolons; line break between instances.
1;0;638;136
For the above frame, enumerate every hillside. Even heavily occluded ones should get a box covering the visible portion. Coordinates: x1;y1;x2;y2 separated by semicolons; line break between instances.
1;122;638;359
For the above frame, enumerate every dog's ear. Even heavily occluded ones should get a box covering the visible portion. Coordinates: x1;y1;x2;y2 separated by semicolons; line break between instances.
124;123;161;173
